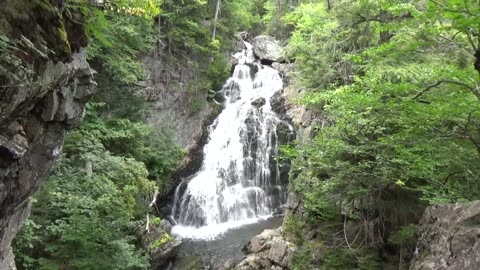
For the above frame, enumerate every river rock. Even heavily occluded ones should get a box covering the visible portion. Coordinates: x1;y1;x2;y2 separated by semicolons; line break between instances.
252;36;284;63
410;200;480;270
236;228;295;270
270;92;286;117
251;97;266;108
151;239;183;270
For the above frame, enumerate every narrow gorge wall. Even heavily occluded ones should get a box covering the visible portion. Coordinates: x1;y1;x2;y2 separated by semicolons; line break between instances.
0;2;96;268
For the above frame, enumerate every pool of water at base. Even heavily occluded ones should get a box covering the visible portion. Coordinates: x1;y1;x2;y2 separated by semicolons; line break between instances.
169;216;283;270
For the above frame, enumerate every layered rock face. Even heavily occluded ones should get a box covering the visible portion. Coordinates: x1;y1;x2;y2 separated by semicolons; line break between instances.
0;2;96;268
410;200;480;270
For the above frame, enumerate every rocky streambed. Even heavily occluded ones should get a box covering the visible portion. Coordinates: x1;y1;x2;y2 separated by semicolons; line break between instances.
169;217;283;270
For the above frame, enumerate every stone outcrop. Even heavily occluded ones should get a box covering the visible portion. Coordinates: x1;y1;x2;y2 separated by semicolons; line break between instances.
146;219;182;269
236;228;295;270
142;54;224;209
0;50;95;268
151;239;183;270
0;2;96;268
252;36;284;63
410;200;480;270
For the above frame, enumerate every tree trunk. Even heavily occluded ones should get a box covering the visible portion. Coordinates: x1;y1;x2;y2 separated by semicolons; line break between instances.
212;0;221;40
475;49;480;75
326;0;332;11
379;10;393;43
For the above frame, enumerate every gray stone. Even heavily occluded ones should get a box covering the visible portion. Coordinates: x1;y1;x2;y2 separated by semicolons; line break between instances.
151;239;183;270
236;228;294;270
235;256;264;270
142;54;217;151
251;97;266;108
252;36;284;63
0;202;31;270
222;259;236;270
1;248;15;270
267;240;289;267
270;92;286;117
410;200;480;270
161;219;172;234
0;47;96;268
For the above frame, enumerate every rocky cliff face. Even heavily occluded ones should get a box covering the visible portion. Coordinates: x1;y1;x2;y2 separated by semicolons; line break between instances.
410;200;480;270
0;2;96;268
141;54;224;215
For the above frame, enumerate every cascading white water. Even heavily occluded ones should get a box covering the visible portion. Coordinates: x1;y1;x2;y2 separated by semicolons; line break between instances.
171;42;293;239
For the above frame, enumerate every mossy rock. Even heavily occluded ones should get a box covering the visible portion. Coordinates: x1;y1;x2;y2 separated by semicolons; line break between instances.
0;0;74;62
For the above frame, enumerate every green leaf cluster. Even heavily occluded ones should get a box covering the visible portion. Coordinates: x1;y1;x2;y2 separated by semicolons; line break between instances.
274;0;480;268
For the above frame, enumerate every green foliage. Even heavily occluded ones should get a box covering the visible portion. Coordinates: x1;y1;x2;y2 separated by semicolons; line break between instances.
151;217;161;226
389;224;417;247
283;214;306;245
283;0;480;216
278;0;480;268
261;0;295;38
148;234;174;251
66;0;160;84
13;219;40;270
321;248;357;270
85;11;156;84
290;243;316;270
14;104;183;269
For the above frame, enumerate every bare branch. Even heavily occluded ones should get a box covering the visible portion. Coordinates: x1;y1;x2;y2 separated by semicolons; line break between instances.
466;30;478;51
344;217;360;261
413;80;480;100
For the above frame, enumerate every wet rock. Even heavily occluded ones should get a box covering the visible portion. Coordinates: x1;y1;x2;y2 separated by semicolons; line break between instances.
161;219;173;234
252;36;284;63
151;239;183;270
251;98;266;108
214;91;227;103
276;122;294;146
410;200;480;270
270;92;286;117
246;63;259;79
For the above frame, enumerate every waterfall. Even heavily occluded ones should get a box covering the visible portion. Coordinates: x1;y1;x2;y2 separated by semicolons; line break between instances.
171;42;292;239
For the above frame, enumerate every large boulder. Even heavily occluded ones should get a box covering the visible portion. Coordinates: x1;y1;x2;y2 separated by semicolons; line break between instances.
236;228;295;270
410;200;480;270
151;239;183;270
252;36;284;63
